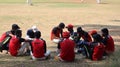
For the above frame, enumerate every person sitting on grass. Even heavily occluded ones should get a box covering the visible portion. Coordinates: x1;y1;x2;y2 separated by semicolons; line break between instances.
89;30;98;41
77;27;92;42
30;31;50;60
74;27;92;54
55;31;75;62
0;24;20;53
22;25;39;55
50;22;65;44
90;34;105;61
77;34;105;61
9;30;27;56
101;28;115;55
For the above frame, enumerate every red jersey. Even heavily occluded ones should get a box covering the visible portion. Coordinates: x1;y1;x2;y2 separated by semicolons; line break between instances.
78;31;92;42
92;43;105;61
9;36;21;56
81;34;92;42
32;39;45;58
105;35;114;52
51;27;61;40
0;32;7;42
60;39;75;61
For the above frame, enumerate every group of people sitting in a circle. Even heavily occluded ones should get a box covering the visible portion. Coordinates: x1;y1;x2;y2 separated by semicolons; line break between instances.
0;23;114;62
51;22;114;61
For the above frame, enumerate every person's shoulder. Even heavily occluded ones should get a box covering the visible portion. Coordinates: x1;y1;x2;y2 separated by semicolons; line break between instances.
52;26;59;32
40;38;45;41
53;26;59;30
27;29;33;32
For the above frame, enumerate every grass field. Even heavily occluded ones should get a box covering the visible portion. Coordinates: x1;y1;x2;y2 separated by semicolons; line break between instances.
0;0;120;67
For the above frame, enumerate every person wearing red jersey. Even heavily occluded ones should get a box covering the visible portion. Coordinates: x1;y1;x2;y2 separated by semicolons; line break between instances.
77;27;92;42
0;24;20;52
89;30;98;41
30;31;50;60
9;30;26;56
74;27;92;54
79;34;105;61
55;31;75;62
101;28;115;55
90;34;105;61
66;24;74;36
50;22;65;43
66;24;76;41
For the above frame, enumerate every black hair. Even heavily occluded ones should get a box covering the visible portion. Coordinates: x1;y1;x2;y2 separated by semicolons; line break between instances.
12;24;20;30
92;34;103;42
15;30;22;37
77;27;82;33
34;31;41;39
27;29;34;38
101;28;109;35
58;22;65;29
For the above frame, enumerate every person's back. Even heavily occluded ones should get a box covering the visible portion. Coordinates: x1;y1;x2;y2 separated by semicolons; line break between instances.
32;39;45;58
9;36;20;56
9;30;25;56
104;35;114;53
60;38;75;61
91;34;105;61
0;32;9;42
92;42;105;61
50;22;65;43
82;31;92;42
77;27;92;42
0;24;20;51
101;28;114;54
0;31;11;50
30;31;50;60
51;27;61;40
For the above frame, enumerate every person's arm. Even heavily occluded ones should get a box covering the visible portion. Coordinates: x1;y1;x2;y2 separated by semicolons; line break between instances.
19;38;25;43
41;39;46;53
102;36;108;45
43;41;46;53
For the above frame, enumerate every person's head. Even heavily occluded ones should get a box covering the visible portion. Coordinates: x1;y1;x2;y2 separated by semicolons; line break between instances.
15;30;22;38
92;34;103;42
101;28;109;36
89;30;97;36
34;31;41;39
77;27;84;34
12;24;20;31
58;22;65;29
66;24;73;32
31;25;38;32
62;31;70;38
27;29;35;38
